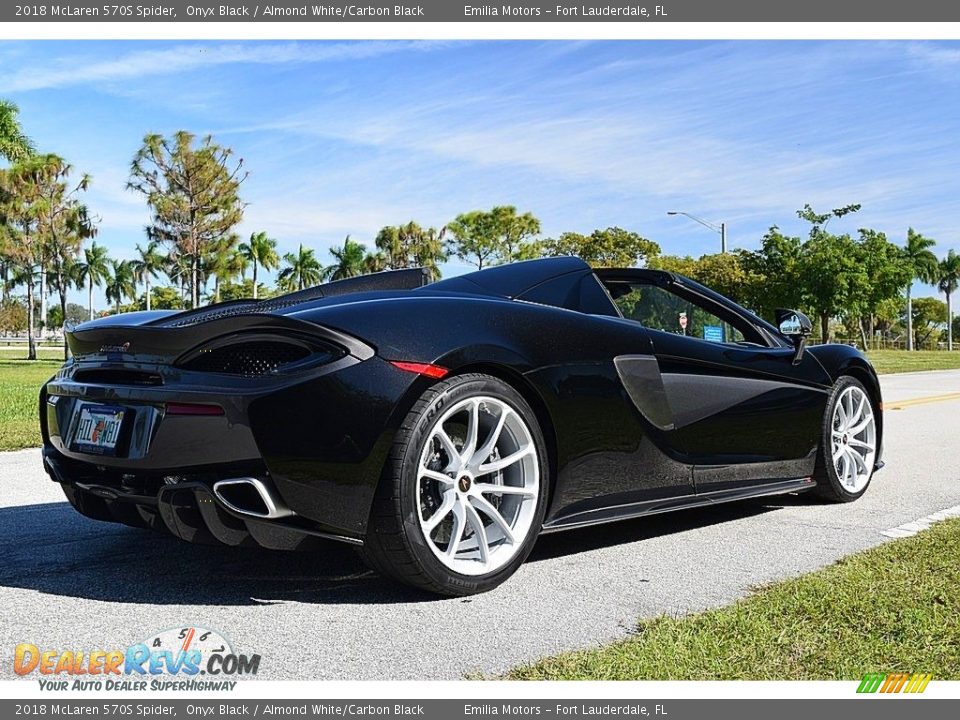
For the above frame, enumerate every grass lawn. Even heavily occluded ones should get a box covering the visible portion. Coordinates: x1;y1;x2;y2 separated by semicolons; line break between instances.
0;350;61;451
508;518;960;680
868;349;960;374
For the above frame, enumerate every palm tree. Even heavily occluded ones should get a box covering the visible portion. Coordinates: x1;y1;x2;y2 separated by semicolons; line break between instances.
902;229;939;351
204;236;247;304
165;252;190;304
130;239;165;312
321;236;367;281
73;242;111;321
0;100;33;162
238;231;280;300
105;259;136;314
938;249;960;352
277;244;323;292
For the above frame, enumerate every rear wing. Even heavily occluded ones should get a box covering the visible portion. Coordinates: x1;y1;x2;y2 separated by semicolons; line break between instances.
146;267;432;329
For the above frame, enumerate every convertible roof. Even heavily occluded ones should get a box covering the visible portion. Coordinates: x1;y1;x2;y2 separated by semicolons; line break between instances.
424;256;592;299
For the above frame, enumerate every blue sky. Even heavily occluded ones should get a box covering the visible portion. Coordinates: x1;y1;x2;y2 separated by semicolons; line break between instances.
2;40;959;308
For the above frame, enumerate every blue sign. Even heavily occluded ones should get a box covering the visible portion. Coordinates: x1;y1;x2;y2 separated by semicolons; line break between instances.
703;325;725;343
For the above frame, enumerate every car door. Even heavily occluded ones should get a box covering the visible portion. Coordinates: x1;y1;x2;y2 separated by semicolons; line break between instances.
597;269;833;494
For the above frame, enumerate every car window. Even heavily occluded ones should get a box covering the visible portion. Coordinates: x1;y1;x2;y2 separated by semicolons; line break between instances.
605;281;757;345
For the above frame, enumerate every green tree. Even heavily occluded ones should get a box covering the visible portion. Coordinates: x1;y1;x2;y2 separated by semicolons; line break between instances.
238;231;279;300
0;100;33;162
321;236;367;281
855;229;912;350
203;234;244;304
135;285;185;311
446;206;541;269
373;222;447;280
362;251;388;274
792;205;868;344
105;259;135;314
30;155;96;358
689;253;755;306
543;227;660;268
799;231;869;343
0;155;49;359
73;241;111;321
737;227;805;322
48;302;87;330
130;239;165;312
278;244;323;292
127;131;248;309
216;278;272;303
648;254;698;277
0;298;27;333
901;229;939;351
937;249;960;351
165;251;190;304
904;297;947;349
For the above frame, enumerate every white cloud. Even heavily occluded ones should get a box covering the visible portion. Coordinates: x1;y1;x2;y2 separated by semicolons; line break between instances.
0;41;446;94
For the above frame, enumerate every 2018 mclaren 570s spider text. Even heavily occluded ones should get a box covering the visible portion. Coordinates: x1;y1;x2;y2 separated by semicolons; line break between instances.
41;257;883;595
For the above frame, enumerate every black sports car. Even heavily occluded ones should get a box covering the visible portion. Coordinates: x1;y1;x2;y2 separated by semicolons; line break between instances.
40;257;883;595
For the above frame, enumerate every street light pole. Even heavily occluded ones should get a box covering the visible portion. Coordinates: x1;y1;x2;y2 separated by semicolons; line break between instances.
667;211;727;254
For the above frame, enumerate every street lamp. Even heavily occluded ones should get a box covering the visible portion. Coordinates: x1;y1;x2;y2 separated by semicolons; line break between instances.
667;211;727;254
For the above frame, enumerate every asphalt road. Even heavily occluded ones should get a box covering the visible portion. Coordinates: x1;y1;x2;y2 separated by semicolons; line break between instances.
2;370;959;680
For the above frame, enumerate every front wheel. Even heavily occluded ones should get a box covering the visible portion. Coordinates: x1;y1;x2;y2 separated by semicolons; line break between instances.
813;376;878;502
361;373;549;595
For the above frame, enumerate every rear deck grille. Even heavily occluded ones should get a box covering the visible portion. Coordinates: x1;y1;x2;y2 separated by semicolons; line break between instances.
178;340;313;377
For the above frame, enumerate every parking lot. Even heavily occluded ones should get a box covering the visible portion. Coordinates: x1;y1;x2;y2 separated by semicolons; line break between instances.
1;370;958;680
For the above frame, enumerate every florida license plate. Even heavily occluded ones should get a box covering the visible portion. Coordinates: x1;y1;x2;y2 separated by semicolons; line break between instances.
72;404;126;455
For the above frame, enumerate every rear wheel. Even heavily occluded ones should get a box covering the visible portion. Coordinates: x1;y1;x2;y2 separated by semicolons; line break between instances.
813;376;878;502
361;373;548;595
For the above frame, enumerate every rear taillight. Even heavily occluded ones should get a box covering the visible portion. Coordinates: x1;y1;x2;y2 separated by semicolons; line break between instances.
389;361;449;379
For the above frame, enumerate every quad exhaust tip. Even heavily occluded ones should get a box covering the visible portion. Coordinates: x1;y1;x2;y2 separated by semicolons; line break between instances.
212;477;294;520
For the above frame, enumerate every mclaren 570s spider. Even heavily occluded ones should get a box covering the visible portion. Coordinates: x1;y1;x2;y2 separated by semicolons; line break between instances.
41;257;883;595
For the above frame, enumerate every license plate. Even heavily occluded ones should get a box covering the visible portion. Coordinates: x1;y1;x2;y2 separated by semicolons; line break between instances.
72;404;126;455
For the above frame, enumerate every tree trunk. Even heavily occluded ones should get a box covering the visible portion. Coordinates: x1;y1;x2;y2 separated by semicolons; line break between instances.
215;276;221;304
58;278;68;361
38;267;47;339
948;291;954;352
26;274;36;361
906;283;914;351
88;277;94;321
252;262;258;300
869;315;876;350
146;276;152;312
820;313;829;344
859;317;869;352
191;254;199;309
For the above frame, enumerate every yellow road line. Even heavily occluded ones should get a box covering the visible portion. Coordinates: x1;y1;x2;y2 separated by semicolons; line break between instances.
884;392;960;410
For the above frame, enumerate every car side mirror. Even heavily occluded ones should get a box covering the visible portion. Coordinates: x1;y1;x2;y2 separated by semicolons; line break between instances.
775;309;812;365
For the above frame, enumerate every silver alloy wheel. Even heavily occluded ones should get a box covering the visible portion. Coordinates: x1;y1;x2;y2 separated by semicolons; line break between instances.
830;385;877;493
416;395;540;576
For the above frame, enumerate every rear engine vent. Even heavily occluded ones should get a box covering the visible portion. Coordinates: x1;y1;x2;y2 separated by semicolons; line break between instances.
179;340;317;377
73;368;163;386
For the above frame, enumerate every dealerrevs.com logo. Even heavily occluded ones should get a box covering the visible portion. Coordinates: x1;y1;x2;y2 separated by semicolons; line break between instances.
14;626;260;691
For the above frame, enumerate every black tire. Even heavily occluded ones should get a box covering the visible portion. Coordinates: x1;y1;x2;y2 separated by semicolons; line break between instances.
360;373;549;596
812;375;877;503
